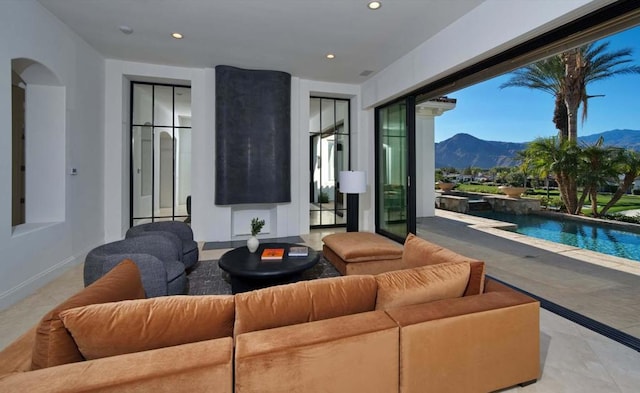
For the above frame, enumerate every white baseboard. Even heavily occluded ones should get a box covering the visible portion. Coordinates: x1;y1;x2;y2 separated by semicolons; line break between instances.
0;245;95;311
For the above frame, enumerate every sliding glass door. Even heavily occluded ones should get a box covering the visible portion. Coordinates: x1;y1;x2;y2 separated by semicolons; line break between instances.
375;98;416;242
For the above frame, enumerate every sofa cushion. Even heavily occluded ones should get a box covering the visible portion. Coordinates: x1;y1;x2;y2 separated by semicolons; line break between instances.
59;295;235;360
31;259;146;370
402;233;481;268
234;275;378;336
374;262;471;310
322;232;403;263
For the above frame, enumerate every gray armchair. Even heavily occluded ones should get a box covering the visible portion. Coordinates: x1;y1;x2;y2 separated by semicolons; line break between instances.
85;235;187;297
126;221;199;270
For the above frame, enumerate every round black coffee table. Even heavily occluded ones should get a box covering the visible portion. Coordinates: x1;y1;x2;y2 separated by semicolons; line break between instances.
218;243;320;293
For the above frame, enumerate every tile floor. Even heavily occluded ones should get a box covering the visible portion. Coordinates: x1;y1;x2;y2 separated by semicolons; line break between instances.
1;226;639;392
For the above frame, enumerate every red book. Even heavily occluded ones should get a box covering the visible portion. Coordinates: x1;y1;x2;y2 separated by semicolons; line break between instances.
261;248;285;260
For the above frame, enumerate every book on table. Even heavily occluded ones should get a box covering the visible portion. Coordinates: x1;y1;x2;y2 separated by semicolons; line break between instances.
288;246;309;257
261;248;285;260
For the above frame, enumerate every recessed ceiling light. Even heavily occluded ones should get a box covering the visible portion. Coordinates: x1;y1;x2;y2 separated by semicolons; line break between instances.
118;25;133;35
368;1;382;10
326;53;335;59
171;32;183;39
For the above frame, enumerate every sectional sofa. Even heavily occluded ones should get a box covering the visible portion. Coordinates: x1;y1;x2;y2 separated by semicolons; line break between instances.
0;234;540;392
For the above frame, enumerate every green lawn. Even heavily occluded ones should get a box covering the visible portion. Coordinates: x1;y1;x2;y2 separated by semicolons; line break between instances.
452;183;640;215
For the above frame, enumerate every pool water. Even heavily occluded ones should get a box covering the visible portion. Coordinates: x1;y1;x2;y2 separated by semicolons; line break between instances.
470;211;640;262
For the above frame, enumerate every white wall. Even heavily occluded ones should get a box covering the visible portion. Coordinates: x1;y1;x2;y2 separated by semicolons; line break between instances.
105;62;365;241
0;0;105;310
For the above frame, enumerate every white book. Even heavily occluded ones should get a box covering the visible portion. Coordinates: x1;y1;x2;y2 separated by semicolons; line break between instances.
288;246;309;257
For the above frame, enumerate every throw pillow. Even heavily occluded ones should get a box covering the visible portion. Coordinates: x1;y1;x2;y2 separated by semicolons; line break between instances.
234;275;377;336
59;295;235;360
31;259;146;370
402;233;482;268
464;261;486;296
375;261;471;310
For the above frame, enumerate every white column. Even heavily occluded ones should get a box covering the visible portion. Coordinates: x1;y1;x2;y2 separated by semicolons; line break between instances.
415;108;436;218
415;100;456;217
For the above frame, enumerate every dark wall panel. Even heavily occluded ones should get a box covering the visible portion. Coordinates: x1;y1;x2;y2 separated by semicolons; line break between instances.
215;65;291;205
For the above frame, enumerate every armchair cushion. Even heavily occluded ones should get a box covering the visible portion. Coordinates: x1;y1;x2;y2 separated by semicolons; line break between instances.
60;295;235;360
31;260;145;370
374;261;471;310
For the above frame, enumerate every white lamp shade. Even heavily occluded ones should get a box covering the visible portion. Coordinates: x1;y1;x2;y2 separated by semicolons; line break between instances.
339;171;366;194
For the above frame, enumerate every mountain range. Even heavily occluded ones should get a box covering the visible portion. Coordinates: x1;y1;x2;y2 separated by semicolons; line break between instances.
435;129;640;169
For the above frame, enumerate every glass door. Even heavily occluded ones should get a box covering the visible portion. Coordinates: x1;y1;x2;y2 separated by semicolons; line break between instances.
130;82;192;226
309;97;350;228
375;98;416;242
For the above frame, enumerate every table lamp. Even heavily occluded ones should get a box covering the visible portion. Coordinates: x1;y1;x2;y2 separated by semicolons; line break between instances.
339;170;366;232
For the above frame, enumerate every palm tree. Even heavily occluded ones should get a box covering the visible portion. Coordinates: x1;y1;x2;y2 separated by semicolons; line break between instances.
600;149;640;216
520;137;580;214
501;41;640;142
574;137;618;216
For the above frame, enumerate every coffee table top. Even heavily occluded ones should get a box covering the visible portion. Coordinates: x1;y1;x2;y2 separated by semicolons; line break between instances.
218;243;320;279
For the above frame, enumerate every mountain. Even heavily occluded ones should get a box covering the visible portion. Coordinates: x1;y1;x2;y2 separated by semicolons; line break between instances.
435;133;526;169
435;129;640;169
578;129;640;150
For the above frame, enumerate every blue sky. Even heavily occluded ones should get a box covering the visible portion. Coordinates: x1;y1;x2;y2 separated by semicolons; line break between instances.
435;25;640;143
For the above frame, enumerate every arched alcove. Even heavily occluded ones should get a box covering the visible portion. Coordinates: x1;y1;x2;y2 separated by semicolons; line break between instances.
11;58;66;229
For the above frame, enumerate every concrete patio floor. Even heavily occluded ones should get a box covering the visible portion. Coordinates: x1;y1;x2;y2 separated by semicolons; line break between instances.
419;210;640;339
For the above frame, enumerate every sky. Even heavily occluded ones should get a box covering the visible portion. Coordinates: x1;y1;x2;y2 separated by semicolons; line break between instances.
434;25;640;143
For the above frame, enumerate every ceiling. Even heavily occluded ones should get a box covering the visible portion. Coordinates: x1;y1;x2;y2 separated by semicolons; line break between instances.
37;0;484;84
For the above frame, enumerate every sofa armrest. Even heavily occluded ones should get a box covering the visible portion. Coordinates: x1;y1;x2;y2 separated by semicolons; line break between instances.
0;326;36;375
0;337;233;393
235;311;399;393
385;282;540;393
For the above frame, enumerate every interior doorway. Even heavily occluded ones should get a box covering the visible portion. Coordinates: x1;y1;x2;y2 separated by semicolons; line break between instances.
309;97;350;228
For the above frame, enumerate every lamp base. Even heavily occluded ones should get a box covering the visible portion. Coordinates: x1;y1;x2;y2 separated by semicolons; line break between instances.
346;193;359;232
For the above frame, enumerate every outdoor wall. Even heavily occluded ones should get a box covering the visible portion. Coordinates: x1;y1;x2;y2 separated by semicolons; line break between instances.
0;0;105;310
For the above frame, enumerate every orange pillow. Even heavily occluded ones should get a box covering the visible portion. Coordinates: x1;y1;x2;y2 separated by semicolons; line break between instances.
59;295;235;360
375;261;471;310
402;233;481;268
234;275;377;336
31;259;146;370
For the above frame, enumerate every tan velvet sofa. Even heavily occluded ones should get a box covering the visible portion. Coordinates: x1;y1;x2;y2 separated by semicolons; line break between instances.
0;235;540;393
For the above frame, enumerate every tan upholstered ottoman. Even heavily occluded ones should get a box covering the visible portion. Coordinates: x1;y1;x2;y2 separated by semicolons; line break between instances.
322;232;403;275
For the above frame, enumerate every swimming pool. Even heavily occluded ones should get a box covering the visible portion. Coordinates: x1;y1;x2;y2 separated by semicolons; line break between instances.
470;211;640;262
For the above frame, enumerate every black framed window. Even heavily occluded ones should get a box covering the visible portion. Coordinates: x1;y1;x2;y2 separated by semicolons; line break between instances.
130;82;192;226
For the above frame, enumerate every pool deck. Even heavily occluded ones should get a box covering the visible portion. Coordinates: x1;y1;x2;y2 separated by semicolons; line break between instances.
418;210;640;338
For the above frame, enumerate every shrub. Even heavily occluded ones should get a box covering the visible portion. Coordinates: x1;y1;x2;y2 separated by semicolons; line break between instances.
318;191;329;203
602;214;640;225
